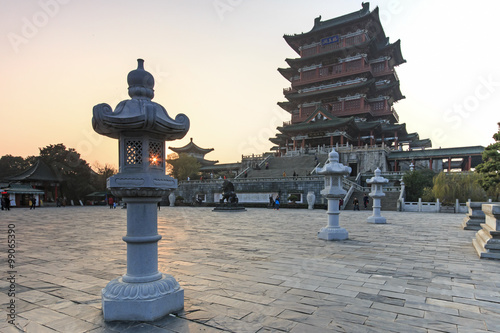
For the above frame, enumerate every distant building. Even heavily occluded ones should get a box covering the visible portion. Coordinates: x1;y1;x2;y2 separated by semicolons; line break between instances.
169;138;240;176
271;2;425;154
3;159;62;206
269;2;482;173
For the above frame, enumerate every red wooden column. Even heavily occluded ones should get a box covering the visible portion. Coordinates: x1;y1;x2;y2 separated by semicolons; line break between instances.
429;158;433;170
394;131;398;149
468;156;472;170
394;160;398;171
370;130;374;146
330;135;334;147
301;138;305;149
340;135;344;145
448;158;451;172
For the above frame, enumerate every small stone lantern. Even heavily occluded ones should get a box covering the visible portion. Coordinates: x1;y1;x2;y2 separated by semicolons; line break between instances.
92;59;189;321
316;149;351;241
366;168;389;224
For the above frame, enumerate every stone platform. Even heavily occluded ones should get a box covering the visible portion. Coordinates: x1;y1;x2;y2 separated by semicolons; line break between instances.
1;207;500;332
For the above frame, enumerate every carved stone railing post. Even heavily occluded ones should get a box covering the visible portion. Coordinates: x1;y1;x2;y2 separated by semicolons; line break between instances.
92;59;189;321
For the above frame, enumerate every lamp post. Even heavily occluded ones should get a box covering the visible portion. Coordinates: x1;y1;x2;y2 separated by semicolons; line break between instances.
366;168;389;224
316;149;351;241
92;59;189;321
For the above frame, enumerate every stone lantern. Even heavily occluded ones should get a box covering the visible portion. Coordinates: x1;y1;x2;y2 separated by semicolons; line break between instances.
366;168;389;224
316;149;351;241
92;59;189;321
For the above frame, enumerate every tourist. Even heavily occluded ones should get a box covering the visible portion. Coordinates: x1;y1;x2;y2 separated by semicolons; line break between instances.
353;197;360;211
30;196;36;210
282;171;286;177
158;201;161;210
339;198;344;210
274;196;280;210
108;196;114;209
3;197;10;211
363;193;369;209
269;194;274;208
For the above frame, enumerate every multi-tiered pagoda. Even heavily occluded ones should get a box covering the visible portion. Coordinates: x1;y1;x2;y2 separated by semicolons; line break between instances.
271;2;430;155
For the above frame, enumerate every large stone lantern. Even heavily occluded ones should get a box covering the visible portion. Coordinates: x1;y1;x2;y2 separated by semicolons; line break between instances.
316;149;351;241
366;168;389;224
92;59;189;321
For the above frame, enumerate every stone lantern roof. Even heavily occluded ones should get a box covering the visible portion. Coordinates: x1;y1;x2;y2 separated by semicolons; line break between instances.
92;59;189;140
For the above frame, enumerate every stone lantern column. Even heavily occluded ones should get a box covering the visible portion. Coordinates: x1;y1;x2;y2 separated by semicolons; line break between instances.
316;149;351;241
366;168;389;224
92;59;190;321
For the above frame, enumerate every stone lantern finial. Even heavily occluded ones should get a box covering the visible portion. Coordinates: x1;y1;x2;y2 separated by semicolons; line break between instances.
127;58;155;99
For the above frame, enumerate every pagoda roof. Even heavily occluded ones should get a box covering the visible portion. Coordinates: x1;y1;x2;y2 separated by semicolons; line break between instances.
284;3;377;53
285;78;374;101
376;39;406;66
381;123;406;133
277;116;355;134
375;80;405;101
278;67;297;81
277;101;297;113
409;139;433;149
198;158;219;167
0;183;45;195
355;120;381;132
169;138;214;155
8;159;62;182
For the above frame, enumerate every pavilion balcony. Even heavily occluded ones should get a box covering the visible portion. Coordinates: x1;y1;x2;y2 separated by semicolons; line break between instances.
292;60;395;88
300;32;368;58
292;60;370;88
372;106;399;123
371;61;395;77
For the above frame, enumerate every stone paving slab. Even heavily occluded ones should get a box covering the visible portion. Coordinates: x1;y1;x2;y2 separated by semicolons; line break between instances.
1;207;500;332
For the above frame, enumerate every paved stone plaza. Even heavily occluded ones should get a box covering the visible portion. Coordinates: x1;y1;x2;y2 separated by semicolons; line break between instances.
1;206;500;332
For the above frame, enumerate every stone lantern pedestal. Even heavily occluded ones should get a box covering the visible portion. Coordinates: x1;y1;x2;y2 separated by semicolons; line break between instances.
316;149;351;241
92;59;189;321
366;168;389;224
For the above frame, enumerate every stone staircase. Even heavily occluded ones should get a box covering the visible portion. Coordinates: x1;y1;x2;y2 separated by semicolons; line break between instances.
245;154;327;178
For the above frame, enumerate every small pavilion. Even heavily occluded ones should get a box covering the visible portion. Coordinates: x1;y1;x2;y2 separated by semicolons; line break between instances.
7;159;63;204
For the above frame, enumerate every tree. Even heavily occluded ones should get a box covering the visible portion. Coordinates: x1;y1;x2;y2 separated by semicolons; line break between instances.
92;162;118;192
166;153;201;180
0;154;34;179
432;172;486;204
403;169;435;202
38;144;95;200
475;122;500;201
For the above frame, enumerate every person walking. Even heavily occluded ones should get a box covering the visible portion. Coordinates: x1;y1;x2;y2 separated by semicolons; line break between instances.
108;196;114;209
363;193;369;210
30;196;36;210
274;196;280;210
353;197;360;211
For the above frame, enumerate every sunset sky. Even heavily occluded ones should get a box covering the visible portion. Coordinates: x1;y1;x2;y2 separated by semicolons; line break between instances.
2;0;499;169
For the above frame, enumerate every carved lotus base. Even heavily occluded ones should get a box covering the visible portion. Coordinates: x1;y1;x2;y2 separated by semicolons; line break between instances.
102;274;184;321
